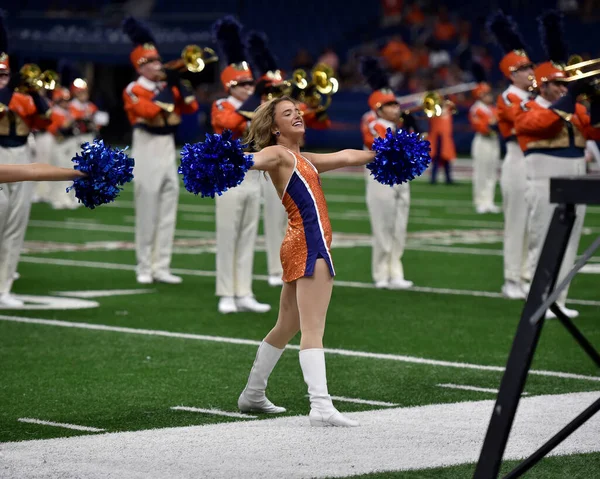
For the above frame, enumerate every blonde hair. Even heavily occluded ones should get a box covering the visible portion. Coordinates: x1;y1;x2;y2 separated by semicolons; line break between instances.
244;96;298;151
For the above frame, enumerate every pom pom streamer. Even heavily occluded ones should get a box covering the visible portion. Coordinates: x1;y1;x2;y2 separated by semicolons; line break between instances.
178;129;254;198
368;128;431;186
67;139;134;209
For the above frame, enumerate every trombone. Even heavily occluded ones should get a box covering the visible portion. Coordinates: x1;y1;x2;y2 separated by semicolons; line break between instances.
163;45;219;74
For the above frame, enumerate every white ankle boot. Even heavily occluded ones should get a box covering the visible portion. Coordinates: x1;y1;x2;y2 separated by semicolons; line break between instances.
238;342;286;414
299;348;359;427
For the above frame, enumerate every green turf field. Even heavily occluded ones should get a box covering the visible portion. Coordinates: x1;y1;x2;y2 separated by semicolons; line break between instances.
1;172;599;478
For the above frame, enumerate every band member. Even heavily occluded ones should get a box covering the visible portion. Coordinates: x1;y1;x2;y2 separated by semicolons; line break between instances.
31;88;55;204
469;80;500;214
122;16;198;284
69;76;104;147
488;11;535;299
47;86;80;209
211;17;270;314
0;14;51;307
515;11;600;318
428;100;456;184
360;57;413;290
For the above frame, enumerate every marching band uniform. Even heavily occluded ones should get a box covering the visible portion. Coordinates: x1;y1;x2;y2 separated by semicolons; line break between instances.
47;87;80;209
469;83;500;214
212;18;270;314
0;43;51;307
428;105;456;184
514;15;600;317
490;35;535;299
69;78;99;148
123;18;198;285
360;82;413;289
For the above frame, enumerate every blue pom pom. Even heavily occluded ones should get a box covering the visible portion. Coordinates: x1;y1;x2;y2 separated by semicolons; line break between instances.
67;139;135;209
367;128;431;186
178;129;255;198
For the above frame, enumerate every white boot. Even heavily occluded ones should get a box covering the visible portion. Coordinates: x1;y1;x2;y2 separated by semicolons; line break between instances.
238;342;286;414
299;348;359;427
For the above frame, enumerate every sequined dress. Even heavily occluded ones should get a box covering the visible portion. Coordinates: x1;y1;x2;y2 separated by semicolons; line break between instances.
280;148;335;282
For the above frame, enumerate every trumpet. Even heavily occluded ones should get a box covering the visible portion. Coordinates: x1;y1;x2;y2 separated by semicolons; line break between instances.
403;91;453;118
163;45;218;74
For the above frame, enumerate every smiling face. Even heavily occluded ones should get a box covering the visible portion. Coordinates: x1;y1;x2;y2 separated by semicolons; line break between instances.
272;100;305;140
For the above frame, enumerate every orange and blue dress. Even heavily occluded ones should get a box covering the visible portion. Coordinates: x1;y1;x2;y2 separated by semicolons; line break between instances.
279;148;335;282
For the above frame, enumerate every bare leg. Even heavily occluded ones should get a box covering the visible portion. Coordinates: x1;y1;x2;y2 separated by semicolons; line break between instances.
264;281;301;348
238;281;299;413
297;259;359;427
296;259;333;350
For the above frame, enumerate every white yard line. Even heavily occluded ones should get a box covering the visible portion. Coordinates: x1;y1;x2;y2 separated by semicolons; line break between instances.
437;383;529;395
327;396;399;407
27;220;213;238
1;315;598;382
170;407;256;419
17;256;600;307
18;418;105;432
3;392;600;478
53;289;155;298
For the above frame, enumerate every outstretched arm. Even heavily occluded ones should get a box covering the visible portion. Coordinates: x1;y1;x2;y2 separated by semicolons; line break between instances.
0;163;85;184
249;145;291;172
303;150;376;174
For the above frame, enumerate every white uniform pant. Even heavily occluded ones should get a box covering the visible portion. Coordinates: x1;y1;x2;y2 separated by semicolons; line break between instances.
0;145;32;294
32;132;56;203
132;129;179;277
366;171;410;283
215;170;261;297
50;137;80;208
261;173;286;277
472;133;500;210
525;154;586;304
500;142;529;284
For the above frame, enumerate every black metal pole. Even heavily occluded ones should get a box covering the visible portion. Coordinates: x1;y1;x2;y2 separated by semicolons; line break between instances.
473;205;576;479
550;304;600;368
503;396;600;479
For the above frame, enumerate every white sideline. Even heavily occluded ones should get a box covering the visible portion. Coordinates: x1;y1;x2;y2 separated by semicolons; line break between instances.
170;407;256;419
3;392;600;478
1;314;599;382
17;256;600;307
18;418;105;432
437;383;529;395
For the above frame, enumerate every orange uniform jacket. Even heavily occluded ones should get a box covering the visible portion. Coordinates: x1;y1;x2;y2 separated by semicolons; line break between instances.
496;85;531;142
515;98;600;158
0;92;51;148
123;77;198;135
47;106;74;138
211;96;248;139
361;110;377;149
69;99;99;135
469;101;497;136
428;110;456;162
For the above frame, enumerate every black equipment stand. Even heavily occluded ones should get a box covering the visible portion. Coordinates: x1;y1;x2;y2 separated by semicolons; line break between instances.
473;177;600;479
